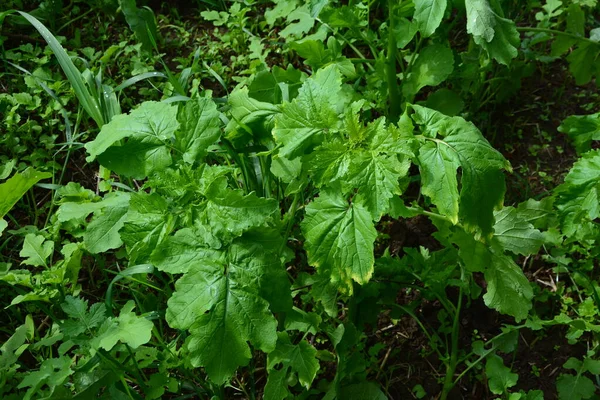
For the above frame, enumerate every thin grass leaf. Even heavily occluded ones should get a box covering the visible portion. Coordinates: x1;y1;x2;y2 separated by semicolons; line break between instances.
113;71;167;92
105;264;156;311
17;11;106;127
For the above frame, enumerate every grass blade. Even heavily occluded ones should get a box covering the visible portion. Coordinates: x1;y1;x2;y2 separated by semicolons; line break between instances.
17;11;106;127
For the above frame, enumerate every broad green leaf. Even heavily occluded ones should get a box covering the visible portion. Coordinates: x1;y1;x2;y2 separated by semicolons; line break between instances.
0;317;33;370
151;228;221;274
273;65;305;99
310;118;411;219
483;247;533;321
412;105;510;236
119;0;159;53
176;96;221;164
567;42;600;86
425;88;465;116
0;219;6;236
515;198;554;229
394;18;418;49
413;0;447;37
167;243;278;383
0;160;16;180
165;258;224;329
20;234;54;268
302;189;377;290
201;10;229;26
98;138;172;179
186;298;272;384
284;308;322;334
290;40;330;70
120;192;173;263
0;168;51;218
584;358;600;374
200;177;278;242
17;356;72;400
279;5;315;39
61;296;107;337
57;192;127;222
271;154;302;183
417;141;460;223
566;4;585;35
309;142;353;187
225;86;279;146
273;65;348;158
95;301;153;350
486;354;518;394
296;272;339;317
493;207;544;256
264;367;290;400
350;151;410;219
403;44;454;99
320;5;364;29
84;197;130;254
248;69;281;104
554;150;600;237
227;87;279;128
558;112;600;155
454;231;533;320
85;101;179;164
465;0;520;65
265;0;297;25
557;365;595;400
519;390;545;400
267;332;319;389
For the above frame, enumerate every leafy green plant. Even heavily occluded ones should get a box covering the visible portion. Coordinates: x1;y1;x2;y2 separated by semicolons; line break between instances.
52;58;546;398
3;1;600;399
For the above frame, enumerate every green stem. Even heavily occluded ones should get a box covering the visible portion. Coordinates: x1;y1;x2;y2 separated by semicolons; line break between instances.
405;206;458;226
279;193;300;255
258;154;271;198
516;27;600;46
222;139;256;194
440;275;464;400
454;325;525;384
349;58;376;64
386;0;401;122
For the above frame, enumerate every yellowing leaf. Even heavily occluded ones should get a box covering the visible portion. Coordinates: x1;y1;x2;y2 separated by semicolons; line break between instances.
165;242;279;384
302;189;377;290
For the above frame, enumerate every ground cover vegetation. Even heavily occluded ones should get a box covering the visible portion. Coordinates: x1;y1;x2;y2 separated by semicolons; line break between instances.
0;0;600;398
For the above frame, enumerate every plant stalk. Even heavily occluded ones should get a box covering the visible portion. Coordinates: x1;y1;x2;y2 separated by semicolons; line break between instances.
517;27;600;46
440;282;463;400
386;0;401;122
